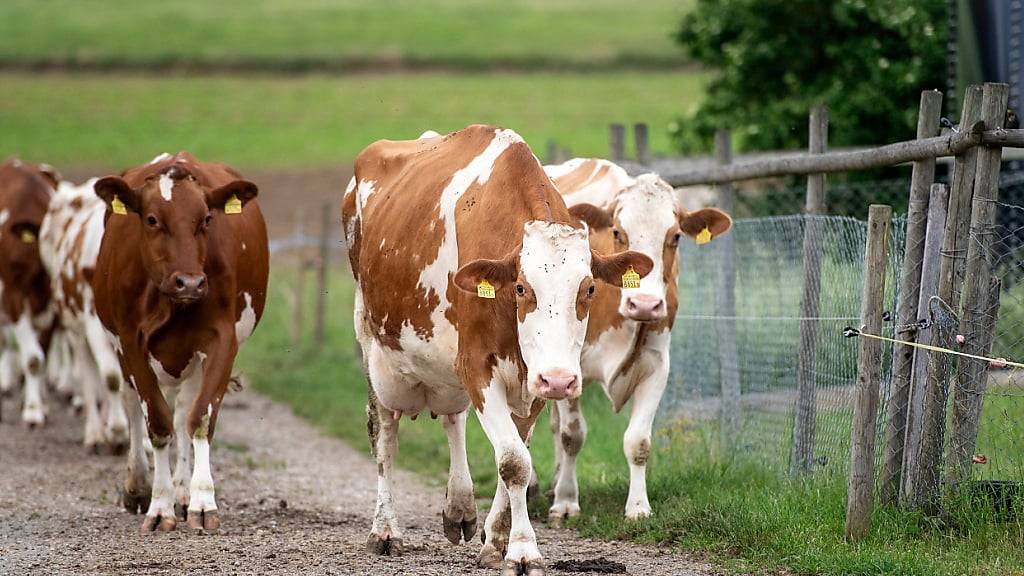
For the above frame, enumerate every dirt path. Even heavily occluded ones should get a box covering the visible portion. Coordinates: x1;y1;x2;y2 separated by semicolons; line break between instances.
0;391;716;575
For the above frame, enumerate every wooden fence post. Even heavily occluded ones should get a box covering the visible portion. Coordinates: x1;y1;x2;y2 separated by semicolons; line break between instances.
715;129;740;453
880;90;942;505
792;105;828;476
291;207;306;346
314;203;331;347
845;204;892;541
609;123;626;162
902;84;984;507
634;123;651;165
947;82;1010;486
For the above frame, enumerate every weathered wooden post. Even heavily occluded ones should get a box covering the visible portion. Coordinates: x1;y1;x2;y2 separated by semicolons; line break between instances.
880;90;942;505
609;123;626;162
291;207;306;346
845;204;892;541
314;203;331;347
792;105;828;476
715;129;740;453
634;123;651;165
902;85;984;507
947;82;1010;486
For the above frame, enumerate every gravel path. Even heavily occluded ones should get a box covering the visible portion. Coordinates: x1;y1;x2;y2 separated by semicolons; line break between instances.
0;391;716;575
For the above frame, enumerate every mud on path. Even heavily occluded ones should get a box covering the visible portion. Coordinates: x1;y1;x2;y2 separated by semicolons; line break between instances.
0;391;715;575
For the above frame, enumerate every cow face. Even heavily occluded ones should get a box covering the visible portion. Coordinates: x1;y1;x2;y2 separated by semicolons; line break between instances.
570;174;732;322
455;221;652;401
94;172;257;304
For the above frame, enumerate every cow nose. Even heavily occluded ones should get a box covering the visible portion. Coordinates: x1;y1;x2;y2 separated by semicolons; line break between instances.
625;294;665;321
536;370;579;401
173;274;207;301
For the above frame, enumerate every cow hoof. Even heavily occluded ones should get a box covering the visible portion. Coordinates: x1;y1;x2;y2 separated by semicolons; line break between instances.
174;502;188;521
187;510;220;532
107;441;128;457
547;504;579;528
22;405;45;427
477;543;505;569
365;533;403;556
141;514;176;533
121;487;152;515
502;559;546;576
442;510;477;544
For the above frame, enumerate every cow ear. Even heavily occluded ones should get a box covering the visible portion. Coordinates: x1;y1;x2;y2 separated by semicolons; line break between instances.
568;203;614;230
591;250;654;288
94;176;141;214
37;163;61;189
208;180;258;211
454;251;519;295
679;208;732;241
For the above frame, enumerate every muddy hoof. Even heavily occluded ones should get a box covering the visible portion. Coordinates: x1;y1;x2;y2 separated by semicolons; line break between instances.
121;487;151;515
477;543;506;569
174;502;188;521
107;440;128;457
187;510;220;532
141;514;176;533
501;559;546;576
442;510;477;544
366;532;403;556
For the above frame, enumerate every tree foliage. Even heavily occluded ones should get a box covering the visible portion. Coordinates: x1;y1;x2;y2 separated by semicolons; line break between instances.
672;0;947;154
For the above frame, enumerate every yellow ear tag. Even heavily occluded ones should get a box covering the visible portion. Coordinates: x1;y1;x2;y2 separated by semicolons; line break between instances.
477;279;496;299
20;230;36;243
111;195;128;215
621;266;641;289
225;194;243;215
695;226;712;245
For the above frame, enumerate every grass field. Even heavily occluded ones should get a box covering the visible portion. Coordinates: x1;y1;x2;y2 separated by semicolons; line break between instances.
0;0;692;69
0;71;706;170
239;268;1024;576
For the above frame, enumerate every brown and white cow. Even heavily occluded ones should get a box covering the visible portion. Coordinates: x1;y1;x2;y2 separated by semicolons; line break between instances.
91;152;268;532
0;159;58;426
543;158;732;521
40;179;131;452
342;126;652;574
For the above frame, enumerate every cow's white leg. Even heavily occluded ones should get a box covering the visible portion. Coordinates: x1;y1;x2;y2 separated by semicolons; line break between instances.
479;480;511;566
70;333;105;450
475;383;544;575
622;356;668;520
549;398;586;526
142;439;176;532
14;313;47;426
442;410;477;544
366;387;403;555
173;373;199;520
121;382;152;515
85;315;128;450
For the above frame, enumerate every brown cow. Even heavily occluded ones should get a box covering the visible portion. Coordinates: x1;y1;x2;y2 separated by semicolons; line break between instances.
0;159;58;426
92;152;268;532
342;126;652;575
543;158;732;522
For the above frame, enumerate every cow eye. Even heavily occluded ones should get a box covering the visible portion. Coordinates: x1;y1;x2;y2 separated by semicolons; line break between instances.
612;229;621;241
204;214;213;227
515;284;526;296
146;215;158;227
587;284;595;297
672;233;681;244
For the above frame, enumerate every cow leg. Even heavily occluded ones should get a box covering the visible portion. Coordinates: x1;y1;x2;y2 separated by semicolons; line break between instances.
171;381;193;520
70;333;105;451
0;345;18;398
366;386;403;555
442;410;477;544
549;398;586;526
14;314;47;427
121;382;152;515
475;386;545;575
84;316;128;452
622;358;668;520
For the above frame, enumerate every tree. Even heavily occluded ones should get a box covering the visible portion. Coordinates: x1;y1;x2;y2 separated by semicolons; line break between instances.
672;0;947;154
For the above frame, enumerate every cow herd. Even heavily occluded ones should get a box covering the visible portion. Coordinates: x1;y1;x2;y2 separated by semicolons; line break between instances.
1;124;731;575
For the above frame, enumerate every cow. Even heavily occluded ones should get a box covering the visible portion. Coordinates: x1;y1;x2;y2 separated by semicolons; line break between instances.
91;152;268;533
0;159;58;426
342;126;653;575
542;158;732;522
39;179;131;453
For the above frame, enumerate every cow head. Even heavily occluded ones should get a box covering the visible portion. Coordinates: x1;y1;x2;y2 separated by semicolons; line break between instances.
569;174;732;322
94;170;257;304
0;161;54;310
454;221;652;401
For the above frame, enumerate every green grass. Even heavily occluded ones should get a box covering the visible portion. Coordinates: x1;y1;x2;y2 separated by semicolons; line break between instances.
0;0;692;69
0;71;707;169
239;267;1024;576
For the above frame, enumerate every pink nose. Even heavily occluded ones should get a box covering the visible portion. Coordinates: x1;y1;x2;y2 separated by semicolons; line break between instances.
625;294;665;321
536;371;579;400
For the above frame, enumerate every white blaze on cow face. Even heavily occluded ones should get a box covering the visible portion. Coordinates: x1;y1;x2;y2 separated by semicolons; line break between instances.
158;174;174;202
612;175;679;322
517;221;590;401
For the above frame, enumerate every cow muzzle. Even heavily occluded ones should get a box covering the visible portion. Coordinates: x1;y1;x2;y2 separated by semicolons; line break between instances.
623;293;666;322
535;370;580;401
167;273;208;304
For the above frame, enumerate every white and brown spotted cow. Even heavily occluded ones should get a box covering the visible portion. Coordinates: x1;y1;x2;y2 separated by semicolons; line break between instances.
92;152;268;532
342;126;652;575
543;158;732;522
0;159;58;426
39;179;131;452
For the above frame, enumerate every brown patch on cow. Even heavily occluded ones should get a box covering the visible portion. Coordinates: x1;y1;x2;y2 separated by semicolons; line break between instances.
561;429;584;457
568;203;613;231
498;449;530;488
575;277;596;321
632;438;651;466
366;388;382;459
69;196;83;210
550;159;609;197
514;277;537;323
